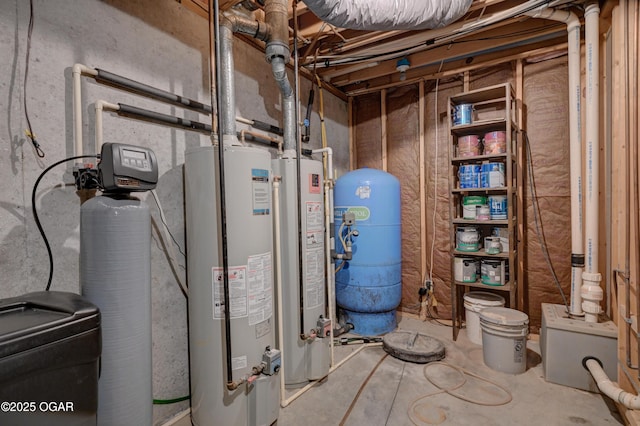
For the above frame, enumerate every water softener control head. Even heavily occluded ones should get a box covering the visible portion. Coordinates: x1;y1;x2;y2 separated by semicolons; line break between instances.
99;143;158;193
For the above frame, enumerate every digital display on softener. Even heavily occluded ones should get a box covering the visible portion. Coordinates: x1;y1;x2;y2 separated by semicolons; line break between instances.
99;143;158;193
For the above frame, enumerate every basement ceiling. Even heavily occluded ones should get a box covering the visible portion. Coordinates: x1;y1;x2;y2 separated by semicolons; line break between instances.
181;0;589;98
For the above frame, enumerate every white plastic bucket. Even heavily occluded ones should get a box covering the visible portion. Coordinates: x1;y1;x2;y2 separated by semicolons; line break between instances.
480;307;529;374
463;292;505;345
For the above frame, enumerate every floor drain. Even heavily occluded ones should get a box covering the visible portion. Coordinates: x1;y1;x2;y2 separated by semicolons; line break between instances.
382;330;446;363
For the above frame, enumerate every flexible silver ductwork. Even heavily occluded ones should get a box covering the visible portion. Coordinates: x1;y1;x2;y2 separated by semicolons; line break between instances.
303;0;473;31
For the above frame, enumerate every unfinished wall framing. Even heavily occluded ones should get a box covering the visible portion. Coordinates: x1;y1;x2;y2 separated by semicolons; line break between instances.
349;57;590;332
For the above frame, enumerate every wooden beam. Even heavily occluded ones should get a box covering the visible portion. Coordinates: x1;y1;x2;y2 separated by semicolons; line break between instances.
343;37;566;92
348;97;355;171
463;71;470;91
419;81;427;293
381;89;388;171
180;0;209;19
329;19;564;86
346;42;568;96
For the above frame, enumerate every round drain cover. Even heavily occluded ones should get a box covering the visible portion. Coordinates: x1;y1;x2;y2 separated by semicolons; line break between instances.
383;330;446;363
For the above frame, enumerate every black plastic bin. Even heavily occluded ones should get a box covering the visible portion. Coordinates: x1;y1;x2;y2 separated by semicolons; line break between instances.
0;291;101;426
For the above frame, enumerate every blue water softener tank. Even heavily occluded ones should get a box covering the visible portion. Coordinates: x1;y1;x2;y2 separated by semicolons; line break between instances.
334;168;401;335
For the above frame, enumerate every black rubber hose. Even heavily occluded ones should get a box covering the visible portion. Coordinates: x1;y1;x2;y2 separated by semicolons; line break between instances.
32;155;97;291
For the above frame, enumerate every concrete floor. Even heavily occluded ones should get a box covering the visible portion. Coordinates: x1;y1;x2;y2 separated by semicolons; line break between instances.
277;314;624;426
166;312;624;426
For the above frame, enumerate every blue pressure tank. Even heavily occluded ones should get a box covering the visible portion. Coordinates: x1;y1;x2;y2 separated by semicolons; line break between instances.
334;168;401;335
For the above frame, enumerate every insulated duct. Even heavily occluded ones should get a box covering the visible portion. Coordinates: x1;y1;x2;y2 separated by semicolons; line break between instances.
302;0;472;31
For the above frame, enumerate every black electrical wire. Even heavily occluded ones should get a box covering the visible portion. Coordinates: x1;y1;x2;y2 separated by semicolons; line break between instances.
23;0;44;158
421;292;452;328
524;131;570;312
149;191;186;258
32;155;97;291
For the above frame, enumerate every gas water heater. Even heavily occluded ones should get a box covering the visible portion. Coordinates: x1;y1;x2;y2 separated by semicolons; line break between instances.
186;145;280;426
272;158;330;387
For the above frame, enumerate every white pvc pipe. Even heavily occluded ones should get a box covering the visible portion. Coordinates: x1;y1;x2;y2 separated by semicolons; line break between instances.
94;100;120;153
525;7;583;316
273;177;288;407
72;64;98;158
586;358;640;409
312;147;335;365
280;342;382;408
581;3;603;323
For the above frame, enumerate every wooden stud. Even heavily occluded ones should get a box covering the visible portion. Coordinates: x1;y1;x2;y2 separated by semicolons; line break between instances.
419;81;427;294
381;89;388;172
516;59;525;311
348;97;355;171
463;71;470;92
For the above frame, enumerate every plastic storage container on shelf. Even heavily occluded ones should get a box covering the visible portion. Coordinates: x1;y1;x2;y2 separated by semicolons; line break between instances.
334;168;401;336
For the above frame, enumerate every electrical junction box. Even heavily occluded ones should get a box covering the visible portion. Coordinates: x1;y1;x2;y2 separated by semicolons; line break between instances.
343;212;356;226
540;303;617;392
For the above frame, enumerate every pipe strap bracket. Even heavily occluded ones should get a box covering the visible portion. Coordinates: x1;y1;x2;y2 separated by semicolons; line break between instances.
572;254;585;267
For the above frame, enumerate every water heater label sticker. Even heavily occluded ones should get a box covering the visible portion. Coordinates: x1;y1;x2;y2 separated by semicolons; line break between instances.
306;230;324;248
255;319;271;339
247;252;273;326
212;266;247;320
306;201;323;229
232;355;247;371
309;173;321;194
305;247;324;309
251;168;270;215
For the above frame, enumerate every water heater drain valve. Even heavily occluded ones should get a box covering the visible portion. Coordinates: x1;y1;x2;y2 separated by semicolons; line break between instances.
261;347;281;375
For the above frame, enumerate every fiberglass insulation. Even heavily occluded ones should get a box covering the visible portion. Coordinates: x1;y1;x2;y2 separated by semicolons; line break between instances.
352;59;573;331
